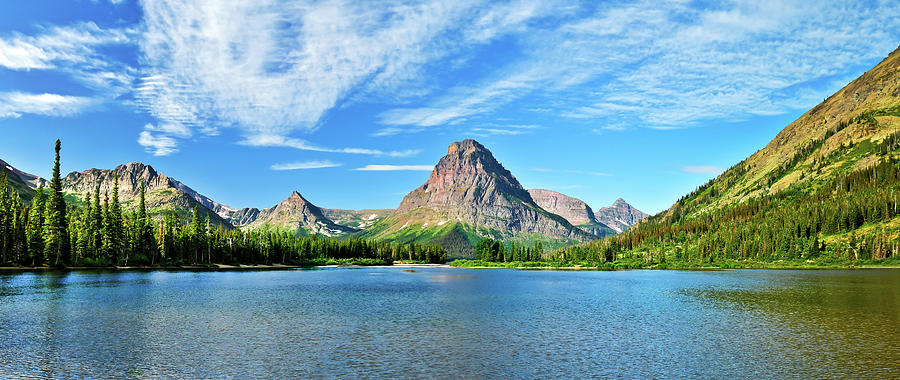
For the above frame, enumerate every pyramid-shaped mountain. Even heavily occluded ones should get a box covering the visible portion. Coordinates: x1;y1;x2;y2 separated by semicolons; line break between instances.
594;198;649;233
230;191;356;237
361;139;595;255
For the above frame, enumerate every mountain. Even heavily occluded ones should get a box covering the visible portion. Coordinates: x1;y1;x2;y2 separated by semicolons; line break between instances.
558;45;900;266
360;139;595;256
593;198;649;233
527;189;616;237
230;191;356;237
1;158;48;201
663;46;900;221
322;208;393;230
61;162;232;227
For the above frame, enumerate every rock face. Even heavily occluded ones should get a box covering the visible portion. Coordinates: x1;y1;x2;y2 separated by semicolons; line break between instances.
594;198;649;233
233;191;356;237
368;139;593;250
61;162;232;227
528;189;595;225
528;189;615;237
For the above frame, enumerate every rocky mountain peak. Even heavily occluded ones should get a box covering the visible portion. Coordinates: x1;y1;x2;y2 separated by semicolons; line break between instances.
594;198;649;233
115;162;159;180
375;139;593;252
435;139;517;180
408;139;532;212
237;190;356;237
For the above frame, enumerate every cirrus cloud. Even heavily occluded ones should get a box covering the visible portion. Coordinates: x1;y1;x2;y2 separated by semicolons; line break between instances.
355;165;434;171
271;160;342;170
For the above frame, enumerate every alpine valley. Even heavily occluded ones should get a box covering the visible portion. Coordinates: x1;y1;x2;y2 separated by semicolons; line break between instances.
2;46;898;267
1;140;647;259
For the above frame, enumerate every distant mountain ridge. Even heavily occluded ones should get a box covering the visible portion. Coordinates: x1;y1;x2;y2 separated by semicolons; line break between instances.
527;189;620;237
1;158;46;202
1;158;48;191
60;162;232;227
1;140;638;250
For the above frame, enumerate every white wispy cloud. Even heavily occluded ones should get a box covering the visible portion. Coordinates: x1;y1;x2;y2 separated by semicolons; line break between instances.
144;122;191;138
0;92;94;118
134;0;549;148
377;0;900;132
137;130;178;156
377;68;546;131
5;0;898;154
467;124;540;136
355;165;434;171
271;160;341;170
682;165;724;175
240;134;419;157
0;22;133;94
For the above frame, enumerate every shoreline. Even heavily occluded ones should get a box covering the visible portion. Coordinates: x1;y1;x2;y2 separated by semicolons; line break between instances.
3;262;899;272
448;263;900;270
0;262;453;273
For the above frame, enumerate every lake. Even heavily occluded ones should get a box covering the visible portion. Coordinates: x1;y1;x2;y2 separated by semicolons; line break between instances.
1;267;899;378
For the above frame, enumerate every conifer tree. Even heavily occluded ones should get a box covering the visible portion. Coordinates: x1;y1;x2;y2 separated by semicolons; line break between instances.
90;184;102;254
44;140;70;266
101;190;111;262
0;170;10;264
101;174;125;265
76;192;92;259
137;182;154;262
26;185;45;266
188;206;202;263
12;199;25;264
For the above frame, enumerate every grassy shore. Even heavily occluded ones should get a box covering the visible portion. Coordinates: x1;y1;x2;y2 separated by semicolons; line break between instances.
448;257;900;270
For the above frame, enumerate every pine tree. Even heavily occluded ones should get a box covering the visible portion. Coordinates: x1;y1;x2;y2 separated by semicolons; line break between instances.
101;190;111;262
188;206;202;264
101;174;125;266
76;192;92;260
137;182;154;263
0;170;10;264
12;200;26;265
44;139;70;266
26;186;45;266
90;184;102;255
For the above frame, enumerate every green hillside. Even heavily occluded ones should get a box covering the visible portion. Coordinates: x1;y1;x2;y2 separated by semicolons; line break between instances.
358;216;582;259
539;46;900;268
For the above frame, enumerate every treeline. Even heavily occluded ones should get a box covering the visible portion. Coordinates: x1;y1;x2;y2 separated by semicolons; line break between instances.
0;140;447;267
551;156;900;265
474;237;544;262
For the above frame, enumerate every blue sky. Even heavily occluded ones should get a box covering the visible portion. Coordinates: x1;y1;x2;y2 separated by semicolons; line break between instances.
1;0;898;214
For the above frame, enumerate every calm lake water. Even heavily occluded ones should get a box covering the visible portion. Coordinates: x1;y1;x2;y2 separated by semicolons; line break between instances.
1;267;899;378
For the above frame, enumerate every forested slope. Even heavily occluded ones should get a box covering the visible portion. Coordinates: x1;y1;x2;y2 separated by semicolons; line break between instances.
548;46;900;267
